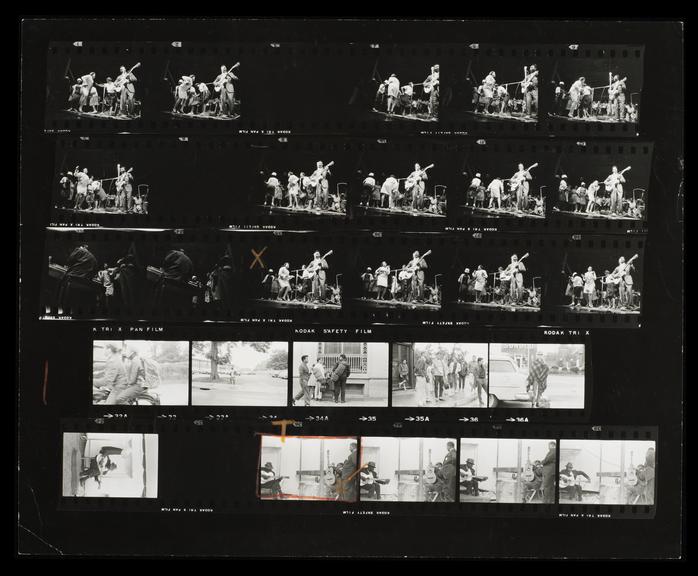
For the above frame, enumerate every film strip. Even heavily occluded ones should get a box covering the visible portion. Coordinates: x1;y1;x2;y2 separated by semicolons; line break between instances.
46;42;644;138
49;136;652;232
42;325;593;422
58;419;657;519
40;229;646;327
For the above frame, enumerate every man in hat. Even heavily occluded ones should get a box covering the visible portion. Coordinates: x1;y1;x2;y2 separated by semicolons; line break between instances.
460;457;482;496
361;172;376;207
360;267;374;299
264;172;280;207
467;172;482;207
541;441;557;503
559;461;590;502
359;461;385;500
527;350;550;408
558;174;569;211
259;461;284;498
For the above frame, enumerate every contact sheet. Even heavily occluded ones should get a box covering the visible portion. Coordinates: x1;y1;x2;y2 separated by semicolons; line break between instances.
19;19;684;560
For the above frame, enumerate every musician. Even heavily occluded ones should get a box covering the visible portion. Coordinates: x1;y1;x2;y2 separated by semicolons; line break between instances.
116;166;134;213
586;180;600;214
605;166;627;215
610;74;627;121
68;78;82;111
299;172;314;209
338;442;358;502
541;441;557;503
381;174;399;210
291;354;312;406
511;163;532;212
215;65;237;117
277;262;291;301
477;71;496;114
95;77;118;115
282;172;299;208
554;81;568;116
116;65;137;117
156;247;194;310
612;256;635;309
264;173;280;207
487;176;504;210
360;267;374;299
308;251;329;302
473;265;487;303
505;254;526;304
360;462;384;500
376;260;388;300
78;72;97;113
260;462;284;498
457;268;470;303
440;441;457;502
407;163;428;211
173;75;194;113
361;172;377;207
386;74;400;115
495;84;510;114
497;266;509;304
582;266;597;308
374;80;388;111
311;162;331;210
426;64;439;118
558;175;569;211
569;273;583;307
460;458;481;496
560;462;590;502
96;263;115;312
603;269;617;310
524;64;539;117
407;250;428;302
467;173;482;207
568;77;586;118
525;351;549;408
57;243;98;312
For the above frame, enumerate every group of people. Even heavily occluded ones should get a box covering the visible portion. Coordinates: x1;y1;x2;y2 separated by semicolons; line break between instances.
58;165;145;214
373;64;440;120
553;74;638;122
465;164;543;216
565;256;638;311
67;64;139;118
399;350;488;407
292;353;352;406
259;442;359;501
556;167;642;218
456;254;540;309
472;65;539;119
360;250;439;306
263;162;342;213
261;251;339;306
460;441;557;503
360;164;446;215
171;65;238;118
92;342;160;406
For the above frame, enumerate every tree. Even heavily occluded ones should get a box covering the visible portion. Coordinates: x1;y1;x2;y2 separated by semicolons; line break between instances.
265;349;288;371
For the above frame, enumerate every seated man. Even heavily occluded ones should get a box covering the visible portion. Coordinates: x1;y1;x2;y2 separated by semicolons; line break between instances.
359;461;388;500
559;462;591;502
259;462;284;498
426;462;447;501
523;460;544;501
460;458;483;496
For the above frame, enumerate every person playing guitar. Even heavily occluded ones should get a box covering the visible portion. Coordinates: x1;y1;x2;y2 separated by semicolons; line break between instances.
460;458;488;497
609;254;638;309
359;461;391;500
212;63;239;117
306;250;332;303
501;253;528;305
510;163;537;212
405;163;434;211
522;64;539;117
259;462;286;499
309;161;334;210
559;462;591;502
609;74;628;121
604;165;631;215
401;250;431;302
115;63;140;117
423;63;440;118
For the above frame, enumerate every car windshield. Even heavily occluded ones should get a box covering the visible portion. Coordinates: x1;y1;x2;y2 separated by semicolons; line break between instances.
490;360;516;372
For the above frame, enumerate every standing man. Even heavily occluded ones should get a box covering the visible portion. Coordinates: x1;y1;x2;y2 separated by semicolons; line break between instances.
96;263;114;313
386;74;400;115
487;176;504;210
511;163;533;212
116;65;137;117
473;265;488;303
339;442;358;502
311;162;331;210
329;353;351;404
474;357;487;407
426;64;439;118
527;350;550;408
524;64;538;117
308;251;329;303
408;250;428;302
441;441;457;502
215;65;238;117
605;166;627;216
610;74;627;121
292;354;312;406
541;441;557;504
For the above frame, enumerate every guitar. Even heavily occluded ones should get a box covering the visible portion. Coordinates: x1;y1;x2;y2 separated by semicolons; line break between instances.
608;77;628;99
509;163;538;192
359;470;391;487
625;451;638;487
398;250;432;281
422;73;439;94
405;164;434;191
304;250;333;278
308;161;335;187
423;449;437;485
607;253;639;285
115;167;134;192
114;63;141;92
521;67;538;92
213;62;240;92
323;450;336;486
501;252;529;281
604;166;631;192
559;473;590;489
522;447;535;482
460;467;488;483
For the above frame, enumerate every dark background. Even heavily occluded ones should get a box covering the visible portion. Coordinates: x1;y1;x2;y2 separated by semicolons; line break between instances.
19;19;683;559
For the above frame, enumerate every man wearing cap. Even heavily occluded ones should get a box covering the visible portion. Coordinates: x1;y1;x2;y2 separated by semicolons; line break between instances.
487;176;504;210
541;441;557;503
260;462;284;498
362;172;376;207
559;461;590;502
360;461;384;500
386;74;400;115
527;351;550;407
361;267;374;299
287;171;299;208
457;267;471;303
467;173;482;207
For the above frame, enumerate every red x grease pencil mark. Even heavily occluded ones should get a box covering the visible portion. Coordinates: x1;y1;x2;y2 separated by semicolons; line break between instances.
42;360;49;405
